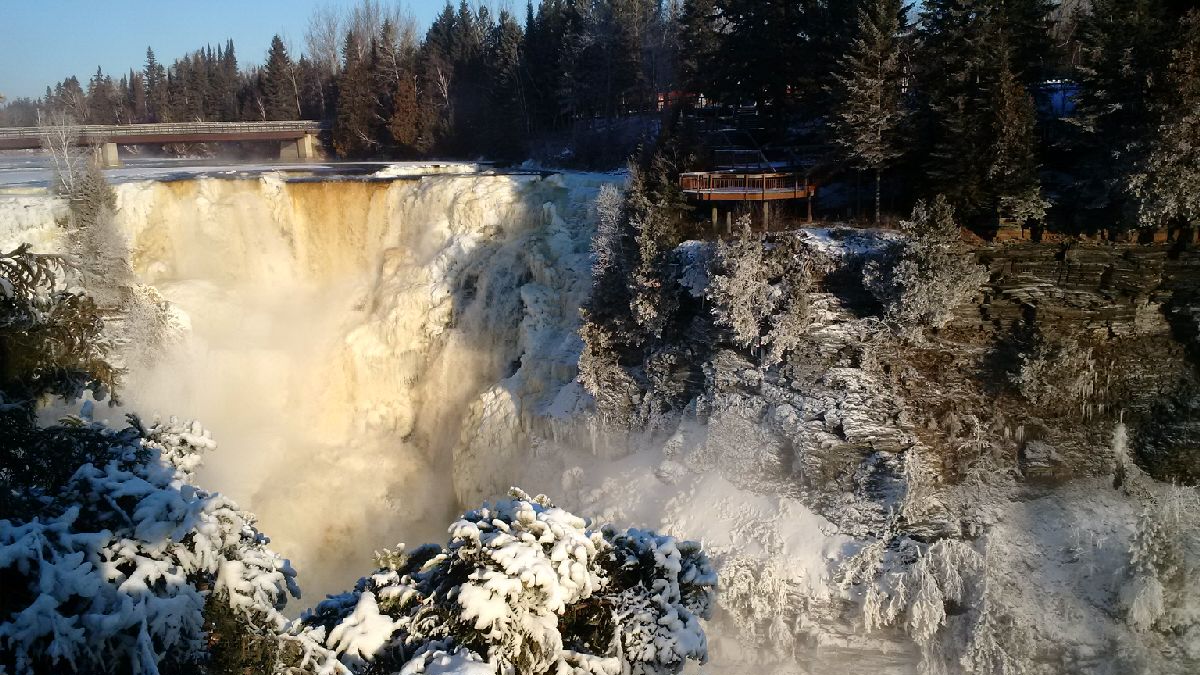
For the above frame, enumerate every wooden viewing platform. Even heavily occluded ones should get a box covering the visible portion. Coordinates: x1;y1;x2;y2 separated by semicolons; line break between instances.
680;171;817;226
679;171;816;202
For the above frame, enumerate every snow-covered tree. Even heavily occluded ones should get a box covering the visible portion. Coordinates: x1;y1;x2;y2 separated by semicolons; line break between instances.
0;414;344;675
988;40;1048;228
304;489;716;675
831;0;909;224
1123;485;1200;637
863;197;988;335
0;245;114;408
708;220;814;366
709;220;780;352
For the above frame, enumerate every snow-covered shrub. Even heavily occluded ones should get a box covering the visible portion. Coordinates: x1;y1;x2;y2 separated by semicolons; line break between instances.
863;197;988;336
708;221;814;366
305;489;716;675
0;414;336;675
1011;334;1100;418
840;529;993;674
1122;485;1200;638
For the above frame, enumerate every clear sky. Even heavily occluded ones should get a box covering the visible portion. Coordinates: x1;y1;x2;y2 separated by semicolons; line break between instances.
0;1;455;100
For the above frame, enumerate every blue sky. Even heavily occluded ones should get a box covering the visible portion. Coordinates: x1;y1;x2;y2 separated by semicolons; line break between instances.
0;1;454;100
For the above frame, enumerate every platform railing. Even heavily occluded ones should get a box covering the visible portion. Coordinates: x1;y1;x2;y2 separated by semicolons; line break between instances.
679;171;813;198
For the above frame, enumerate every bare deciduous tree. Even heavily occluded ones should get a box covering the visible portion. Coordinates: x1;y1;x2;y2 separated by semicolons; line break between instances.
37;109;88;198
305;4;343;77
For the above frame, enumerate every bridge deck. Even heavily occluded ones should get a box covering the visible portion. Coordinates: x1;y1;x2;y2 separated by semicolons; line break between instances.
679;171;816;202
0;121;324;150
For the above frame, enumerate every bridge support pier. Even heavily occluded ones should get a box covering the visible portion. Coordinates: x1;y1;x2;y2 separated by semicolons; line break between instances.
280;133;318;161
94;142;120;168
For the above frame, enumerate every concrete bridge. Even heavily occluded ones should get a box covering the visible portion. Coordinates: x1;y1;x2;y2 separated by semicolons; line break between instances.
0;121;325;167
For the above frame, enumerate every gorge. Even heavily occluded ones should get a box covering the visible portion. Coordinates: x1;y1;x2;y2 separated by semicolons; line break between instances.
1;166;1197;674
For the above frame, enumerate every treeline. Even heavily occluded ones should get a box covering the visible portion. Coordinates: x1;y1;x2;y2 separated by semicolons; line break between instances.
3;0;1199;232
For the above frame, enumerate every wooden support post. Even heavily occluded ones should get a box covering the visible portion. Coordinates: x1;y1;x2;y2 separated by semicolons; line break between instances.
807;193;813;223
763;202;770;231
726;210;732;234
712;206;718;231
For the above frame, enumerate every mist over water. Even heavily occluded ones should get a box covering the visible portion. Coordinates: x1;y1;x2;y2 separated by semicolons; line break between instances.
110;170;600;600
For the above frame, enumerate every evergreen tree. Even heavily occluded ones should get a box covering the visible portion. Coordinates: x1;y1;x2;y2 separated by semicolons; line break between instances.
143;47;168;122
994;0;1056;84
127;70;148;123
263;35;297;120
484;10;528;158
333;31;377;157
678;0;721;95
917;0;993;221
86;67;119;124
1131;11;1200;230
523;0;570;130
832;0;909;223
418;3;459;150
988;40;1046;227
220;39;240;120
1072;0;1172;229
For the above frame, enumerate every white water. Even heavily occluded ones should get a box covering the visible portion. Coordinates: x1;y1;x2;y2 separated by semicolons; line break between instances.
99;169;606;599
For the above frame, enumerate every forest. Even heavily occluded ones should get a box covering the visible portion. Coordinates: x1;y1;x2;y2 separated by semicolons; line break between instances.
2;0;1198;233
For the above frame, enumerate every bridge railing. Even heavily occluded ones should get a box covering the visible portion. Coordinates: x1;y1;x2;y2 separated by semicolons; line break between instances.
0;121;326;141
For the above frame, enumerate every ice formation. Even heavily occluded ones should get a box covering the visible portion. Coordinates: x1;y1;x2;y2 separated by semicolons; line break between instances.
3;167;1198;674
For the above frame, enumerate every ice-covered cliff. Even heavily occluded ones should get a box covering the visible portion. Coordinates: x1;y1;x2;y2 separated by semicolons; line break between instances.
5;170;1197;675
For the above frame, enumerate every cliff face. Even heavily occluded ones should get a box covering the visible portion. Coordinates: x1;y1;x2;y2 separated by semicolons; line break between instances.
966;243;1200;482
573;228;1200;672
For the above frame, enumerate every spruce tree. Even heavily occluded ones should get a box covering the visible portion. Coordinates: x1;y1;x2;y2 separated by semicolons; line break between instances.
485;10;528;158
832;0;909;224
263;35;296;120
1131;11;1200;230
918;0;992;222
994;0;1056;84
1072;0;1172;229
333;31;377;157
86;67;119;124
144;47;168;122
220;39;240;121
988;40;1046;227
523;0;569;130
679;0;721;95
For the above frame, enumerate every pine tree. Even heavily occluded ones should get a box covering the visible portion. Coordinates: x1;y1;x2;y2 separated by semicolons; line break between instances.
263;35;297;120
832;0;909;224
1131;11;1200;230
